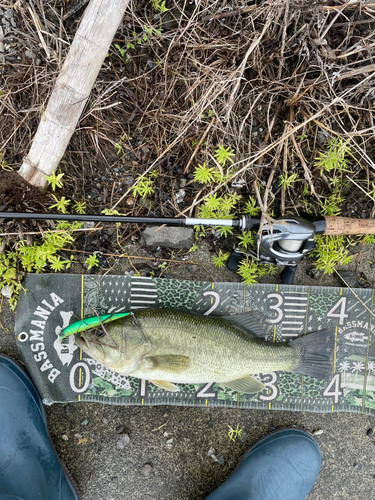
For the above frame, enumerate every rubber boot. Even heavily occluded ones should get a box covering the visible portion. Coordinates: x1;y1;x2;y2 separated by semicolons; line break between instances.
205;429;321;500
0;354;80;500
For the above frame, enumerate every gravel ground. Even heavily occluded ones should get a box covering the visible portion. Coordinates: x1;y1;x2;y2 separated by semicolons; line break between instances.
2;242;375;500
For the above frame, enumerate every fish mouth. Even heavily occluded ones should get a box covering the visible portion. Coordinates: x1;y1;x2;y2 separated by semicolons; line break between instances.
75;333;106;364
75;335;91;355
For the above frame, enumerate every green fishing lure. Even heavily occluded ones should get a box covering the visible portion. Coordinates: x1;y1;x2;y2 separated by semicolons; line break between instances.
59;312;130;338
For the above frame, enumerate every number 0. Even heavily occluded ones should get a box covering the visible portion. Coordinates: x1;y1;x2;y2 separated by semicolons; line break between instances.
69;362;91;393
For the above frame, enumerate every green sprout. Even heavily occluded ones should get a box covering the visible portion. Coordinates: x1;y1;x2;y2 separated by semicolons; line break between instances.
278;172;298;190
45;170;64;191
212;250;230;268
1;221;82;309
132;171;157;198
49;195;71;214
244;196;260;216
318;189;344;216
237;232;254;249
311;235;353;275
0;152;12;171
314;138;351;174
73;201;86;215
150;0;168;12
237;256;276;286
85;254;99;270
215;145;235;167
193;162;216;184
228;424;243;442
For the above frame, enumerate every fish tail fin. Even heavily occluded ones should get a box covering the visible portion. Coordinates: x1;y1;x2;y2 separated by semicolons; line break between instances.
291;329;334;380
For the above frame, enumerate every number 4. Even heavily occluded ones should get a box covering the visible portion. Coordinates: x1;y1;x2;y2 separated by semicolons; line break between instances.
323;374;343;404
326;297;348;325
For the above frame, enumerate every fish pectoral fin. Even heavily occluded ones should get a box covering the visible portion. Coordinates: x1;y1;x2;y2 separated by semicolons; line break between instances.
146;355;190;374
149;380;180;392
222;311;272;339
221;375;265;394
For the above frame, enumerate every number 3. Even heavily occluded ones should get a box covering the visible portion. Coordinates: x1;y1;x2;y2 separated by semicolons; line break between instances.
266;293;284;324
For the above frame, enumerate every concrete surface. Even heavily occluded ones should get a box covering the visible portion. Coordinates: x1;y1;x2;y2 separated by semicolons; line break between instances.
1;242;375;499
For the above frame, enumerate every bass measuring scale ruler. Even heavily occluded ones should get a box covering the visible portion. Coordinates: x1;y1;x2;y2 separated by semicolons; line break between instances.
14;274;375;414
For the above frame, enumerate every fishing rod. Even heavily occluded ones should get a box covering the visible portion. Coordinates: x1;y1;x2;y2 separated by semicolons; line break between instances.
1;211;375;284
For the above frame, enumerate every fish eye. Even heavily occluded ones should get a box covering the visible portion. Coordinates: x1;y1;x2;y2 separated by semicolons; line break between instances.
96;330;105;337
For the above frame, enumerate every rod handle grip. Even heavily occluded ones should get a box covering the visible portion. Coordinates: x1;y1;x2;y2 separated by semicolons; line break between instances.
323;216;375;236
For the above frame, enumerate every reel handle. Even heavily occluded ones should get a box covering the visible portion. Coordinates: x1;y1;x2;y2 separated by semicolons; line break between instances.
280;265;297;284
226;250;245;271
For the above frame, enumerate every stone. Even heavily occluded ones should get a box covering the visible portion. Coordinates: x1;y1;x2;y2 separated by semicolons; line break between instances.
307;267;322;280
337;270;358;288
141;463;152;476
81;419;89;426
175;189;186;204
188;264;199;273
116;434;130;450
142;227;194;249
1;286;11;298
317;131;329;144
45;8;59;24
25;49;34;59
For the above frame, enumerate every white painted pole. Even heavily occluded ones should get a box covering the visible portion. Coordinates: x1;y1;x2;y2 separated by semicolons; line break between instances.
18;0;130;188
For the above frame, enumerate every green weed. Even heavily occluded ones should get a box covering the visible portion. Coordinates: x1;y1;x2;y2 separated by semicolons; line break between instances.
243;196;260;216
150;0;168;13
311;235;353;275
0;152;11;171
132;171;157;198
85;254;99;270
214;145;235;167
49;195;71;214
237;256;277;286
228;424;243;442
45;170;64;191
278;172;298;190
0;221;81;309
314;138;351;175
212;249;230;268
73;201;86;215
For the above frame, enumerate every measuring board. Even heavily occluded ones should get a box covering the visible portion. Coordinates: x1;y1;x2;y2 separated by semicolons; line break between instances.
14;273;375;414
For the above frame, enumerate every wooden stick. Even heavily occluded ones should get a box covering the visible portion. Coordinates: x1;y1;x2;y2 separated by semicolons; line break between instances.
18;0;130;188
324;216;375;235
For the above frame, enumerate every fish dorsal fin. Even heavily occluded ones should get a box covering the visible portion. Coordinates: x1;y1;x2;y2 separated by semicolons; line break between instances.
146;355;190;374
223;311;272;338
149;380;180;392
221;375;265;394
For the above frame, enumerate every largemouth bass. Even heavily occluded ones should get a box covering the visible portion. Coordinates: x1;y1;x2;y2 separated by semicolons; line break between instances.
73;308;334;394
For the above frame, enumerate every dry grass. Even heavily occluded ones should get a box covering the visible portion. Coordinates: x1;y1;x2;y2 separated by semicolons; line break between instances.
1;0;375;235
